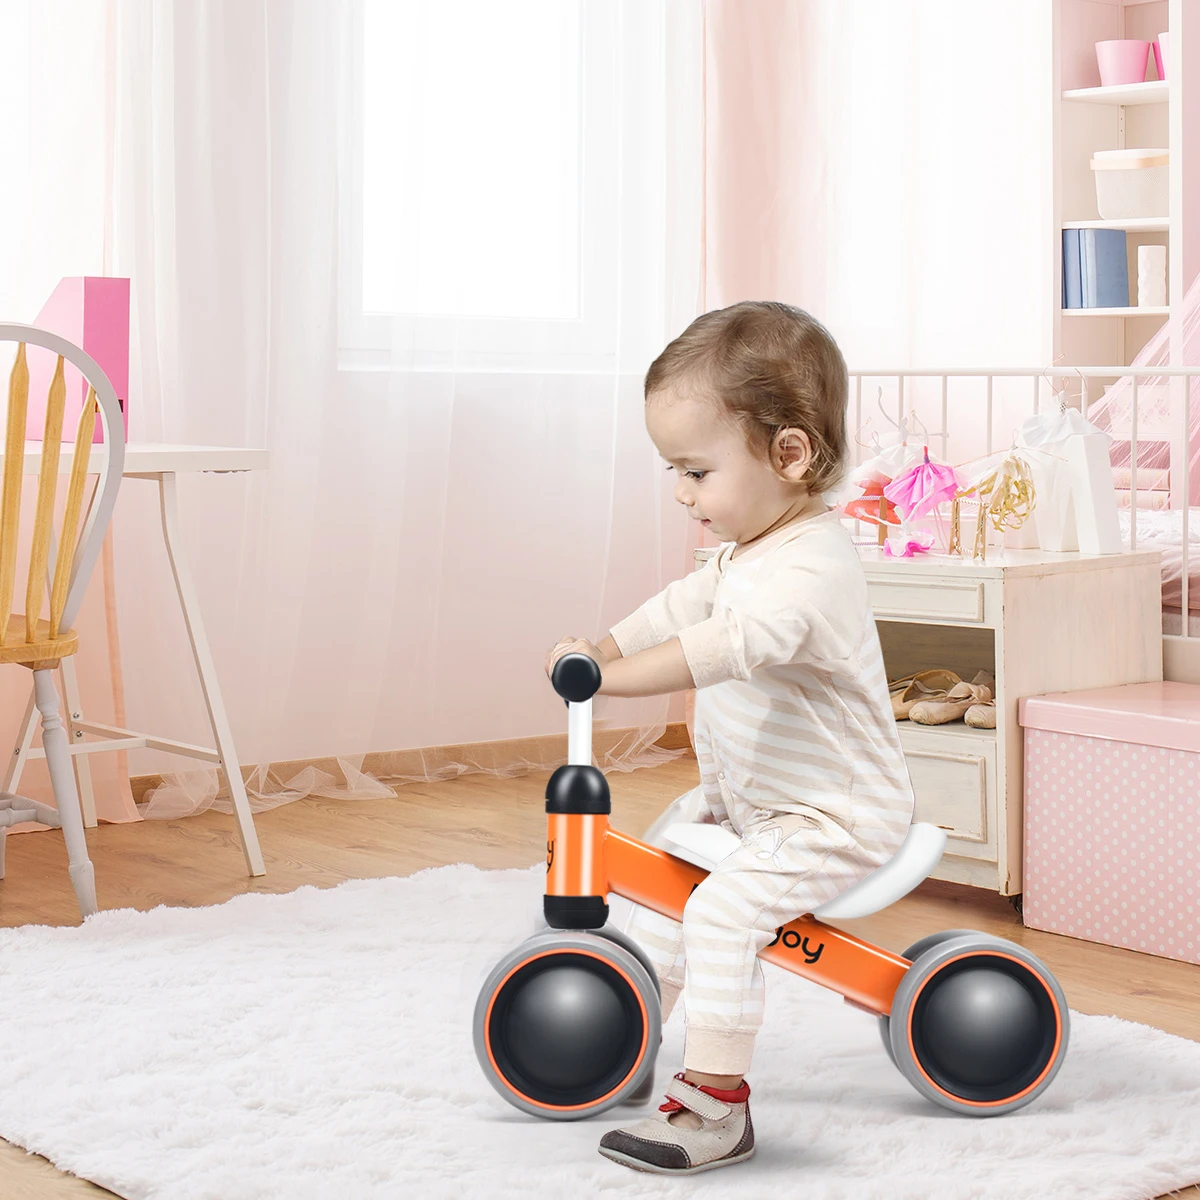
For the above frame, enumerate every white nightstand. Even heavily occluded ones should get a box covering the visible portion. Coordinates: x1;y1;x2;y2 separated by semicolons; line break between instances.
694;539;1163;897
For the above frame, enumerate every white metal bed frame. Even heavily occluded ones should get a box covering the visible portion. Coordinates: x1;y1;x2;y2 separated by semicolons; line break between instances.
846;366;1199;665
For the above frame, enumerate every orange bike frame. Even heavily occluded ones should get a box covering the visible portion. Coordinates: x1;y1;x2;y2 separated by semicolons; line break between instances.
546;814;910;1017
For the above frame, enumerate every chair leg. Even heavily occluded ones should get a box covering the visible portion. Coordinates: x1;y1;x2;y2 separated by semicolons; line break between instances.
33;668;97;918
1;688;37;797
59;658;98;828
0;825;6;880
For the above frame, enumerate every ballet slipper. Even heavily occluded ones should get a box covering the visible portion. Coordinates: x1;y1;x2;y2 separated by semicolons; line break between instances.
909;679;993;726
963;673;997;728
889;669;961;720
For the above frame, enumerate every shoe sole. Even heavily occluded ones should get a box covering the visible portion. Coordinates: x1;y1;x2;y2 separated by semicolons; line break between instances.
597;1146;755;1175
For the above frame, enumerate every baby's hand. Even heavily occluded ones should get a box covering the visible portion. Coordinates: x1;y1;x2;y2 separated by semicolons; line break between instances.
546;636;608;677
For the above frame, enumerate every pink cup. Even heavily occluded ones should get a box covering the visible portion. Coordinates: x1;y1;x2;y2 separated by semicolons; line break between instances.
1153;32;1169;81
1096;39;1151;87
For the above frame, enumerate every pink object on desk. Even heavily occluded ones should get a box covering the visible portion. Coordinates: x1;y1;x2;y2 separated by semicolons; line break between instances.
1095;39;1151;87
26;277;130;444
1019;682;1200;966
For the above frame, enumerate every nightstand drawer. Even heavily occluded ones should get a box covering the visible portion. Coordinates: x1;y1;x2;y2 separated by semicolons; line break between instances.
867;577;986;623
898;727;996;854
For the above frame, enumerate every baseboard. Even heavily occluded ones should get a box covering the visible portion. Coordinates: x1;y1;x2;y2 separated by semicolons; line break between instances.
128;722;694;805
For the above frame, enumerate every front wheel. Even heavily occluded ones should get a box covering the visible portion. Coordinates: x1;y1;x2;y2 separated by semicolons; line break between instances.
887;934;1069;1116
473;929;661;1120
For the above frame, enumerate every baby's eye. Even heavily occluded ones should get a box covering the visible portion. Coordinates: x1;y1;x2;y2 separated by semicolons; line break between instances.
664;464;706;481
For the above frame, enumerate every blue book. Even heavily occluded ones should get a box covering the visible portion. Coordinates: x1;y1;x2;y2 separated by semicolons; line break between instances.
1081;228;1129;308
1062;229;1082;308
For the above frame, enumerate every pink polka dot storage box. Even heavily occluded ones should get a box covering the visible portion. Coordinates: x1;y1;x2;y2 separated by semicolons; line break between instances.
1019;681;1200;965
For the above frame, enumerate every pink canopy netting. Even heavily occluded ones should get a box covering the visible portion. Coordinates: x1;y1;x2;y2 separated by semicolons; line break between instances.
1086;271;1200;509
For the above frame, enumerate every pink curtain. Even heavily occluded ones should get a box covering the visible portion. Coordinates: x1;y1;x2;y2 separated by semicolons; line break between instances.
683;0;816;747
685;0;1049;743
701;0;817;312
699;0;1049;371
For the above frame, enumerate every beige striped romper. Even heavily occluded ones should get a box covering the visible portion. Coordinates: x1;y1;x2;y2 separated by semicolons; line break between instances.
609;511;915;1076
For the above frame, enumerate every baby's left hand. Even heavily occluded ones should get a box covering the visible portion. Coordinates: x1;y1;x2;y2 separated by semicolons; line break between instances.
546;636;609;677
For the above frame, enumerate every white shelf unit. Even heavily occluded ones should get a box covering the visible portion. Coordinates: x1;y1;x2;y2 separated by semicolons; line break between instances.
1062;217;1168;231
1062;79;1168;105
1050;0;1197;384
1061;305;1169;316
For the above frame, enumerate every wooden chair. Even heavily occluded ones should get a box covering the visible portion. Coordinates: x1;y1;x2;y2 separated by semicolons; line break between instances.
0;323;126;919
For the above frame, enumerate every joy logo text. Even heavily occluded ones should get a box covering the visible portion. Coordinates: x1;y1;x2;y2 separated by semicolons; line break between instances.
767;926;824;964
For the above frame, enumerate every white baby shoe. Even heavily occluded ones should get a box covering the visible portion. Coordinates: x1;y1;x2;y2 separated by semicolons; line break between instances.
598;1073;754;1175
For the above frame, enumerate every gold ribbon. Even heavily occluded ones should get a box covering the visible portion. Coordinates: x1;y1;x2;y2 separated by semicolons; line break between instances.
968;453;1037;560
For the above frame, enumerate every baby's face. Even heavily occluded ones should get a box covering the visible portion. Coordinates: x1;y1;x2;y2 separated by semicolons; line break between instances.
646;387;804;545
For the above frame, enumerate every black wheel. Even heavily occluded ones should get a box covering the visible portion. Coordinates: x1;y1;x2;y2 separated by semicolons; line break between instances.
473;930;661;1120
887;933;1069;1115
879;930;982;1070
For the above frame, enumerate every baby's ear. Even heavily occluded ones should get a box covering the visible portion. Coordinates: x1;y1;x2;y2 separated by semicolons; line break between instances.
774;428;813;480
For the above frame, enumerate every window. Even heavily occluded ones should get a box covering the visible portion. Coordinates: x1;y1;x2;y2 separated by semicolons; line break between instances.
361;0;581;322
340;0;666;371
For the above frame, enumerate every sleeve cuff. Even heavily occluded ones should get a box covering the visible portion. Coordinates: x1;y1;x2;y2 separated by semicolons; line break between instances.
677;617;742;689
609;609;660;658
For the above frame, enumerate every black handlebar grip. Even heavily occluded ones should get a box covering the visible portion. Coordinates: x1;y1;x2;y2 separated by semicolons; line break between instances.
551;652;602;703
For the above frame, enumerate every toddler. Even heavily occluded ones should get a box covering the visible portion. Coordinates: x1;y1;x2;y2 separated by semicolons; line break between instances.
547;301;915;1176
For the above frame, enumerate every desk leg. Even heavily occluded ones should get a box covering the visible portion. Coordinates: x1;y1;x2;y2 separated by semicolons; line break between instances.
59;658;98;828
157;472;266;876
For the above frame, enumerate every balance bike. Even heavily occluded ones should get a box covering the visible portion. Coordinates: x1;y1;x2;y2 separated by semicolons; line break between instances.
473;654;1069;1120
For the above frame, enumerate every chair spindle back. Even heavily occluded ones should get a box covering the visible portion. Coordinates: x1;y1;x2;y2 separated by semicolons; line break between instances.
0;325;125;649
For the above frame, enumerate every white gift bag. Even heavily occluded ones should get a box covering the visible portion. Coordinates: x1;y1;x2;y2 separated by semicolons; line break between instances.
1065;432;1123;554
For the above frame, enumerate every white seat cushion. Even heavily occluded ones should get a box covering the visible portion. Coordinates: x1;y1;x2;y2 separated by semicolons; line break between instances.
659;822;946;920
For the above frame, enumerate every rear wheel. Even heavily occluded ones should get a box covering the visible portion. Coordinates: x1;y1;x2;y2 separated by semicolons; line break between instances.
878;929;982;1070
473;930;661;1120
886;934;1069;1115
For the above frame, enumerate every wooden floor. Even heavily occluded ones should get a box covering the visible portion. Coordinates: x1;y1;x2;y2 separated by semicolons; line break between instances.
1;754;1198;1199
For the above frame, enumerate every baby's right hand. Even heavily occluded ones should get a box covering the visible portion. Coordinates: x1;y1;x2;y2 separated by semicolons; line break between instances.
545;636;575;677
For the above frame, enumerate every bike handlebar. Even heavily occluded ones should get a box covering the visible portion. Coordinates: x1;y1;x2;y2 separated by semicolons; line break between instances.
550;653;602;703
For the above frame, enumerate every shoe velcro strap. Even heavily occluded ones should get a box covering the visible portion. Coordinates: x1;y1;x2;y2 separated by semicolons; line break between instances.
664;1076;734;1122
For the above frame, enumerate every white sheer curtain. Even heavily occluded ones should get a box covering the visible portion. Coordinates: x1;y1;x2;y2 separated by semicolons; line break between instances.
105;0;705;816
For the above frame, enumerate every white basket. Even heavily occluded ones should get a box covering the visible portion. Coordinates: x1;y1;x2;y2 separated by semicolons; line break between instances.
1091;148;1168;220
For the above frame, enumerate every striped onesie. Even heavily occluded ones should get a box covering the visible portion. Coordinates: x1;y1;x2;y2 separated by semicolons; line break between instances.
609;510;915;1076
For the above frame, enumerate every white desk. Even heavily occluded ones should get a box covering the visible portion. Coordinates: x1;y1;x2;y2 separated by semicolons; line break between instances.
1;443;268;877
8;442;268;476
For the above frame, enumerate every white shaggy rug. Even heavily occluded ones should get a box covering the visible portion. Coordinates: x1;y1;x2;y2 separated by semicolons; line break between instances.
1;865;1199;1200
